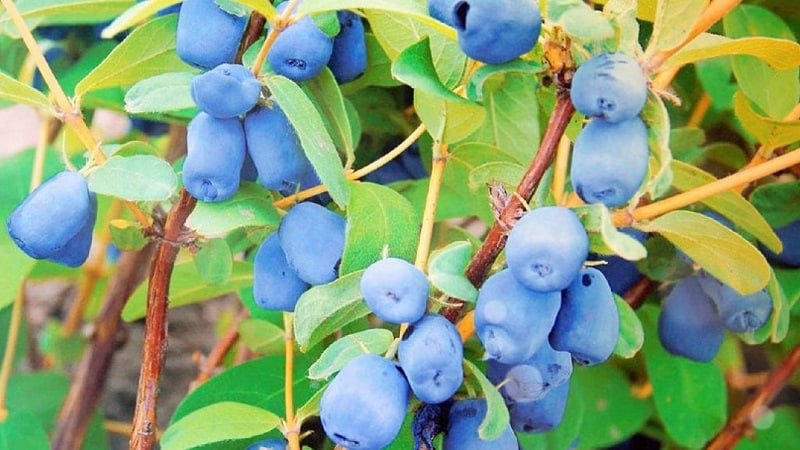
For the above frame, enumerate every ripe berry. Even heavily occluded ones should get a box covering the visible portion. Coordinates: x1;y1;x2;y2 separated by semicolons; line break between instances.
475;269;562;365
591;228;646;295
760;218;800;267
451;0;541;65
508;380;570;433
398;313;464;404
487;359;545;403
328;11;367;83
183;112;246;202
443;398;519;449
549;268;619;366
320;354;410;450
489;339;572;404
48;192;97;268
505;206;589;293
658;277;724;362
268;4;334;81
278;202;346;285
176;0;247;69
697;271;773;334
191;63;262;118
244;104;311;192
253;233;309;312
7;171;94;263
428;0;457;26
570;52;648;123
571;117;649;207
360;257;429;324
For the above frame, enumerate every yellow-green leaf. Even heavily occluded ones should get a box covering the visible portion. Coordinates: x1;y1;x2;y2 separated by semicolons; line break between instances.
645;0;708;56
0;70;54;113
664;34;800;71
641;210;770;294
99;0;182;38
161;402;280;450
734;91;800;150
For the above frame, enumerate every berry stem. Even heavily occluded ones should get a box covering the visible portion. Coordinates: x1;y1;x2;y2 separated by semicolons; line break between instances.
30;120;51;191
552;135;573;206
0;285;26;423
706;343;800;449
282;312;301;450
53;245;156;450
130;189;197;450
251;0;303;76
272;123;427;209
612;147;800;227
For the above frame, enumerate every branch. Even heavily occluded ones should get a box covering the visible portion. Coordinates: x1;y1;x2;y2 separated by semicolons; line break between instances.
442;94;576;322
622;277;658;310
706;343;800;450
52;244;156;450
190;309;248;390
130;189;197;450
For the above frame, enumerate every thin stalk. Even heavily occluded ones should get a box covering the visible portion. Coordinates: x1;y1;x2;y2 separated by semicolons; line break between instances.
552;135;573;206
283;312;301;450
0;285;26;423
30;120;51;190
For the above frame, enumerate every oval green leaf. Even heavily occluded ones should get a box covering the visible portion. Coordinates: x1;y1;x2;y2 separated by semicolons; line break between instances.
87;154;177;201
428;241;478;302
307;329;395;380
161;401;280;450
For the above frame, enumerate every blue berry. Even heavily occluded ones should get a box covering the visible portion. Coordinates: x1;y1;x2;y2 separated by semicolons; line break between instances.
253;233;310;312
268;4;333;81
191;63;262;118
658;277;724;362
328;11;367;83
360;257;429;324
278;202;346;285
451;0;541;65
176;0;247;69
443;398;519;449
183;112;246;202
570;52;648;123
244;104;311;192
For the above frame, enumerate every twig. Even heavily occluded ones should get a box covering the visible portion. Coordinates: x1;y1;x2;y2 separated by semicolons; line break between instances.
442;94;576;322
0;285;26;423
622;277;657;310
190;309;249;390
130;189;197;450
706;344;800;450
52;244;156;450
283;312;301;450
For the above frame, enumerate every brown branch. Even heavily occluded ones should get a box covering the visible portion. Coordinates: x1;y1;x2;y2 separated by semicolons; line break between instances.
52;244;156;450
623;277;658;310
189;309;249;391
442;94;576;322
130;189;197;450
706;343;800;450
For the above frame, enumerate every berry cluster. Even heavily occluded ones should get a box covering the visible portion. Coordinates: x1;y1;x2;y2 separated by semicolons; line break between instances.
253;202;346;312
569;53;650;207
658;213;774;362
477;206;619;432
175;0;368;204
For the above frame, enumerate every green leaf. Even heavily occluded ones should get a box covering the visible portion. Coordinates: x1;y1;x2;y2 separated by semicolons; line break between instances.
463;359;509;441
640;305;727;449
341;181;419;275
307;329;395;380
467;161;525;192
187;182;280;236
427;241;478;302
303;68;357;168
300;0;451;35
664;33;800;71
87;154;177;201
550;0;615;43
467;65;542;163
0;410;49;450
6;372;70;432
724;4;799;119
645;0;708;56
295;384;326;424
613;295;644;358
572;364;652;449
125;71;197;114
641;90;673;199
265;75;349;208
100;0;182;38
123;261;254;321
193;238;233;285
393;38;485;143
0;0;133;36
76;14;192;97
0;70;54;113
161;402;280;450
670;159;782;253
293;270;371;352
230;0;277;18
775;266;800;308
238;318;285;355
574;204;648;260
109;219;149;251
734;92;800;151
735;406;800;450
749;180;800;229
171;355;315;428
362;9;463;88
642;210;770;295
